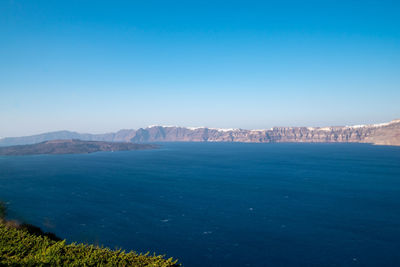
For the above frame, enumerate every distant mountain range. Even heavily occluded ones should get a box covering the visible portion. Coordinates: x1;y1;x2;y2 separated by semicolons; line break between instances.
1;119;400;147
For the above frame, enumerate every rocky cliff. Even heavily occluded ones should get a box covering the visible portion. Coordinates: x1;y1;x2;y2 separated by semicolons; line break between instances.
126;119;400;146
1;119;400;147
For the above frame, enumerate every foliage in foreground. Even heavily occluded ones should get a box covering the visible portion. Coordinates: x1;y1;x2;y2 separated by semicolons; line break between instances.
0;222;179;266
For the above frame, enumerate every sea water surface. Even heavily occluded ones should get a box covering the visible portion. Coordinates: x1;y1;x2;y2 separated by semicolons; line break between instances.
1;143;400;266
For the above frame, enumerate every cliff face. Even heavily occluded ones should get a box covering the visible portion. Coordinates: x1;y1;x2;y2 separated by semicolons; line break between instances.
124;120;400;146
362;121;400;146
1;120;400;147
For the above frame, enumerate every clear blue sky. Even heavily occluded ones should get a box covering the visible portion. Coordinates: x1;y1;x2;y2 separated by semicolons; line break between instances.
1;0;399;137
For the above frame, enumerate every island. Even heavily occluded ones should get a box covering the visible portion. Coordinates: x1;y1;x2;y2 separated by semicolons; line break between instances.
0;139;158;156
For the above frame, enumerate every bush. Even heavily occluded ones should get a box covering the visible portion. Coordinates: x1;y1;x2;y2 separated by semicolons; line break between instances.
18;223;62;241
0;222;179;266
0;202;6;219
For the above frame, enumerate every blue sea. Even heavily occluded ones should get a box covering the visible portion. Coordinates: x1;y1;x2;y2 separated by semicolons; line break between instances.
1;143;400;266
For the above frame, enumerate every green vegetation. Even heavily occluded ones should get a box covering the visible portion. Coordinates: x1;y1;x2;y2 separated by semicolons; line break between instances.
0;201;6;219
0;223;179;266
0;203;179;266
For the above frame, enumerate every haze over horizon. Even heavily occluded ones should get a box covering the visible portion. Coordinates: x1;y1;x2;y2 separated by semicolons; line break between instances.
1;1;400;137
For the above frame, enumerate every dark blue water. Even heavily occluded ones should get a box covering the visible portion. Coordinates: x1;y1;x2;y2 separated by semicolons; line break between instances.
1;143;400;266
